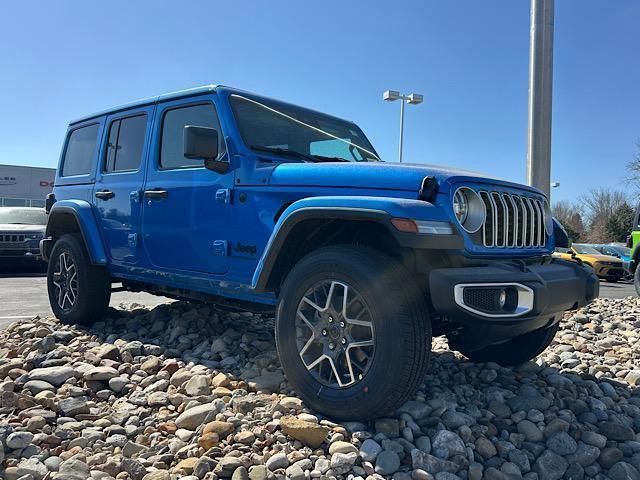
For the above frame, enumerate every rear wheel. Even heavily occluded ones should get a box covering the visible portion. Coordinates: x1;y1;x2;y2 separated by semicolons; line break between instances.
276;245;431;420
456;323;559;366
635;267;640;296
47;234;111;326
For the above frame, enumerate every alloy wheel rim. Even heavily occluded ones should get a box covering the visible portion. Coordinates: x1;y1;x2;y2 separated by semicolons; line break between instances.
295;280;375;388
52;251;78;311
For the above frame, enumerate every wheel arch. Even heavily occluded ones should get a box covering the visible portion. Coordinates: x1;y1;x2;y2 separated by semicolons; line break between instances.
43;201;107;265
254;210;403;293
252;195;461;293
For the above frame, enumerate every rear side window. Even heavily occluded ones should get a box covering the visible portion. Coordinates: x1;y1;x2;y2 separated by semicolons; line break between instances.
61;124;100;176
160;103;224;169
104;114;147;173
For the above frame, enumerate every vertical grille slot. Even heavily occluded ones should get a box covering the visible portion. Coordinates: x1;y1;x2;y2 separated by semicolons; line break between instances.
479;191;494;247
503;193;516;247
0;234;26;243
474;190;546;248
491;192;506;247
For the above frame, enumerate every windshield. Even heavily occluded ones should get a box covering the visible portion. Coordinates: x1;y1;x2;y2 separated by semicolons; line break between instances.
572;244;601;255
0;207;47;225
610;245;631;257
230;94;381;162
0;208;47;225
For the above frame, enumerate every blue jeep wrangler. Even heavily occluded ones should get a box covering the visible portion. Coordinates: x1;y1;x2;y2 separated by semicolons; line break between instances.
41;85;598;419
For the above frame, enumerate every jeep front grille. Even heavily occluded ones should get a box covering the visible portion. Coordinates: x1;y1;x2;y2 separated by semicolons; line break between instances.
0;234;25;243
478;191;546;248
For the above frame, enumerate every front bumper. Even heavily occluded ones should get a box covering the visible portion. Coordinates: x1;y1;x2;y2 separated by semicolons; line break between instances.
592;263;624;279
429;258;599;351
0;247;42;261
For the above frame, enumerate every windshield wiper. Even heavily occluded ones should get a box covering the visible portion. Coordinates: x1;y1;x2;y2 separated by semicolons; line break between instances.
250;145;352;164
309;155;350;163
250;145;317;163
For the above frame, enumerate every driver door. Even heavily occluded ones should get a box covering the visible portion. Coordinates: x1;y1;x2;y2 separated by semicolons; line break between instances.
141;97;232;274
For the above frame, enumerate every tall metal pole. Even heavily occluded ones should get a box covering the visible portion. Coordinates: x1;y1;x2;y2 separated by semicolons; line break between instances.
398;99;405;163
526;0;554;198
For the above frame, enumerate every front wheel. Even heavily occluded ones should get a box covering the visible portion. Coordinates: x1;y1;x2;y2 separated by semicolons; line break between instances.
276;245;431;420
634;267;640;296
455;323;559;366
47;234;111;326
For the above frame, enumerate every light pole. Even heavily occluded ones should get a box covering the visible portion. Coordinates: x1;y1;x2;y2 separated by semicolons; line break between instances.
383;90;424;162
526;0;555;197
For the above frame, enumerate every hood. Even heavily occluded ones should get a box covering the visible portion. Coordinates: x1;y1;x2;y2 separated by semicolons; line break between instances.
579;254;623;263
268;162;543;195
0;223;46;233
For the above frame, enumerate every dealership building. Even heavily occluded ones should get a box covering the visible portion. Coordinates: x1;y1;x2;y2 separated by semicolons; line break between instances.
0;164;56;208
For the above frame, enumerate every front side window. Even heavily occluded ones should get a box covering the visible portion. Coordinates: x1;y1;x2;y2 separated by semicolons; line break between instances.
160;103;224;169
230;94;380;163
104;114;147;173
61;123;100;176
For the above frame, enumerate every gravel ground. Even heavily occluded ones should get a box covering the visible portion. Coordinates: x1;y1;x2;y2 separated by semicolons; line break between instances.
1;298;639;480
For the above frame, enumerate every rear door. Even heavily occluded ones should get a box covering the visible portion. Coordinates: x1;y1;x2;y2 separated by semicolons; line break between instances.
93;106;153;266
140;97;232;274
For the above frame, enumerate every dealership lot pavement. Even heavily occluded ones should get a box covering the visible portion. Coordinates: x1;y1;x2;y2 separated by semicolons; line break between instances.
0;271;633;330
0;271;171;330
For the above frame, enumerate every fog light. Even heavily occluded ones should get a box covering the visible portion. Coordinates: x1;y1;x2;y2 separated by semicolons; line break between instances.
498;289;507;309
454;283;534;318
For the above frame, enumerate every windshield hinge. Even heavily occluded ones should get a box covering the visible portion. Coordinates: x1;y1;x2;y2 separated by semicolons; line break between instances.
216;188;232;204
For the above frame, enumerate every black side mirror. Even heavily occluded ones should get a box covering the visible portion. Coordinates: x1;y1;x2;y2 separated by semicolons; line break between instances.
183;125;228;173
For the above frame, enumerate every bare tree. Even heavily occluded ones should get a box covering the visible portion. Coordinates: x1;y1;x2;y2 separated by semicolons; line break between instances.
626;139;640;192
579;188;628;243
552;200;585;242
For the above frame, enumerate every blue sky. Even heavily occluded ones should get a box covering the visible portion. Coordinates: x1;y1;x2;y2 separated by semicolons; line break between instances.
0;1;638;203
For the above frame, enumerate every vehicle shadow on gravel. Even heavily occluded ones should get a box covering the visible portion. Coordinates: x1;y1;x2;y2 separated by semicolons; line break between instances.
3;298;639;480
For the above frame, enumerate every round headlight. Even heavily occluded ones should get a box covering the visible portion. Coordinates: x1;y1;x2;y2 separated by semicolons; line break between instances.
452;187;486;233
453;189;469;224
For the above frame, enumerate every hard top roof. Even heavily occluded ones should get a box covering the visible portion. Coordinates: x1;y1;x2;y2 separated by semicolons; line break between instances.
70;85;220;125
69;84;355;126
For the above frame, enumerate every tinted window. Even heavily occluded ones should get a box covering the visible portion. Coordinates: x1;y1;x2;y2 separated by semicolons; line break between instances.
62;124;100;176
230;94;380;162
104;115;147;173
160;104;223;169
310;138;363;161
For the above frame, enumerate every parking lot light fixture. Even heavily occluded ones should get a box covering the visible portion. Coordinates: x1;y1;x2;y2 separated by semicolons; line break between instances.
383;90;424;162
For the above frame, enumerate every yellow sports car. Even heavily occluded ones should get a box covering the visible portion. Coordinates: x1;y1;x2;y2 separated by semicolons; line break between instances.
553;244;625;282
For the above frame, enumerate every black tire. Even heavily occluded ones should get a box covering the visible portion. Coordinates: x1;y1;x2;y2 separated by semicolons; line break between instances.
635;267;640;296
275;245;431;420
47;234;111;326
457;323;559;366
606;277;619;283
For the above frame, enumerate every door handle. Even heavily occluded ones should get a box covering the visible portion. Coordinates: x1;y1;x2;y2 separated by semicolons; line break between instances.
144;189;168;199
95;190;115;200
